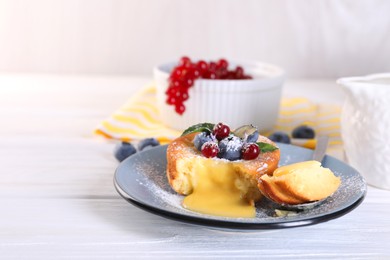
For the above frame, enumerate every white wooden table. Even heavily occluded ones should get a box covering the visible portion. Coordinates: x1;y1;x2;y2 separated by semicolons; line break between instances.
1;74;389;259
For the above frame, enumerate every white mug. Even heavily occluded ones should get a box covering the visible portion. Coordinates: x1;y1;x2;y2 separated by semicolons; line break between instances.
337;73;390;190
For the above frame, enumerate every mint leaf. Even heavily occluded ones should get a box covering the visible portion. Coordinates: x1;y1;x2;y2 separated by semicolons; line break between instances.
181;123;215;136
257;142;278;153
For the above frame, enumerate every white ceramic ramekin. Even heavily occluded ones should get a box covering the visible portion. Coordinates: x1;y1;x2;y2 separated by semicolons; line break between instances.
154;61;285;132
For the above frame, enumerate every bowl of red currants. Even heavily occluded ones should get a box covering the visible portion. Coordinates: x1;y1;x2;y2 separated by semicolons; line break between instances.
154;57;285;132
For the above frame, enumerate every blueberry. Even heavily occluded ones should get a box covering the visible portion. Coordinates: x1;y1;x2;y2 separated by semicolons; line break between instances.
114;142;137;162
138;138;160;151
246;130;259;143
218;135;243;161
292;125;315;139
194;132;213;151
268;132;291;144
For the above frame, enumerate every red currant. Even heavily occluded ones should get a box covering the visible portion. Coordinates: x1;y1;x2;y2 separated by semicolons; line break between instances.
209;61;217;71
217;59;228;69
182;77;194;88
196;60;208;72
193;68;201;79
217;68;228;79
213;122;230;141
226;71;235;79
169;67;184;80
201;141;219;158
235;66;244;78
175;103;185;115
204;71;217;79
176;89;189;101
166;96;177;105
241;143;260;160
172;79;183;88
179;56;191;67
165;87;173;95
187;67;201;80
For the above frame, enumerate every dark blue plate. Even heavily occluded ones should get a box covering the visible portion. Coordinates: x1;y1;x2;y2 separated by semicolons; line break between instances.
114;144;366;229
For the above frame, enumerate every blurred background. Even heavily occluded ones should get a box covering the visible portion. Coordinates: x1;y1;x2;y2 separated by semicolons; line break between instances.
1;0;390;79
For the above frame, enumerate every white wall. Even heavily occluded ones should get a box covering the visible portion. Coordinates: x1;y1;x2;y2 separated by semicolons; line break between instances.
1;0;390;78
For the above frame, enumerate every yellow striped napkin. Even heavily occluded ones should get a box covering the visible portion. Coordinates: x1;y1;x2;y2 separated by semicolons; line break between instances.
95;85;343;156
95;85;181;143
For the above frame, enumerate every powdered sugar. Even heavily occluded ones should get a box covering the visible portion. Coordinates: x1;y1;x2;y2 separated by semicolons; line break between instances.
256;162;268;173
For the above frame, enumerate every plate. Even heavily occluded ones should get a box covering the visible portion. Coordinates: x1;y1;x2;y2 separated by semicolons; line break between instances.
114;144;366;229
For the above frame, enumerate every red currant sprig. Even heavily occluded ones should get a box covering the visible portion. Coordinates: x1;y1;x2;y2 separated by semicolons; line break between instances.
165;57;253;115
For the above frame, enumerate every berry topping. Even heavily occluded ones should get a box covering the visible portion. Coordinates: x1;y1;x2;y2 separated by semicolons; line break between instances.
166;57;253;115
213;122;230;141
241;143;260;160
114;142;137;162
218;135;243;161
268;131;291;144
292;125;315;139
138;138;160;151
201;141;219;158
186;122;278;160
194;132;214;151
